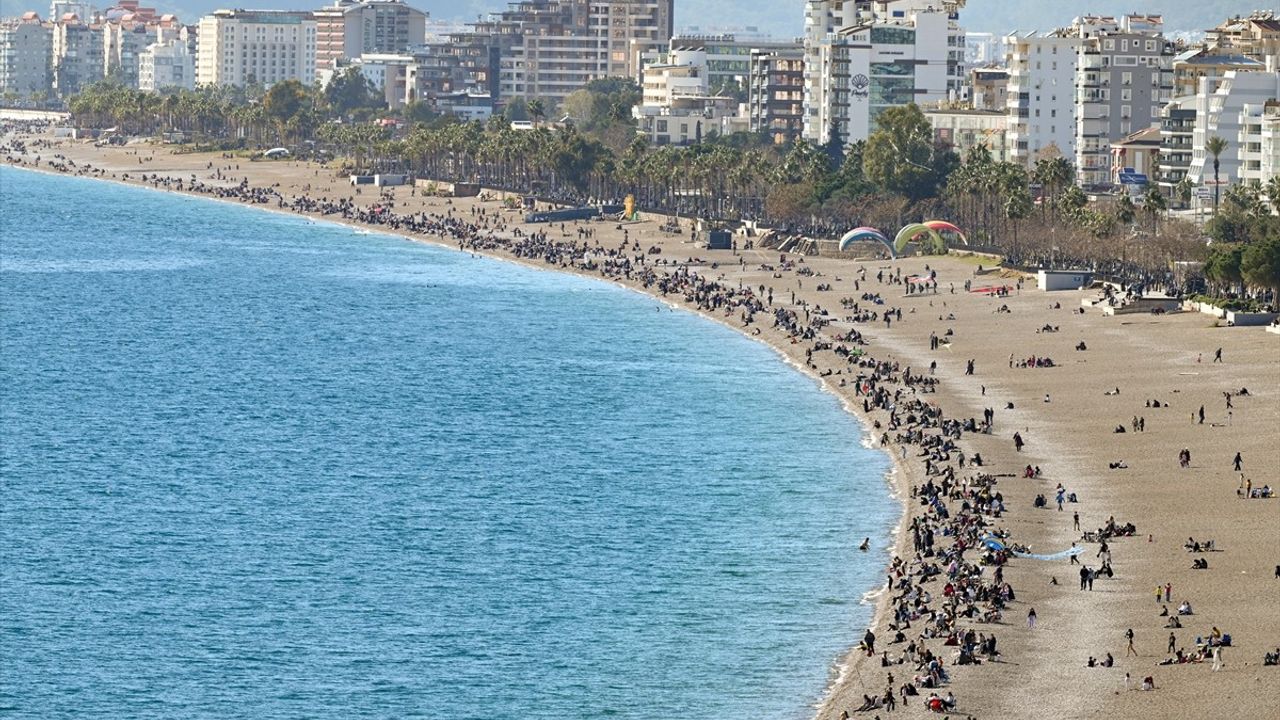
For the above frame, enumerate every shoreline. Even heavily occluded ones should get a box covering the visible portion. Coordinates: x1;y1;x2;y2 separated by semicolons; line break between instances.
1;158;914;712
5;137;1278;720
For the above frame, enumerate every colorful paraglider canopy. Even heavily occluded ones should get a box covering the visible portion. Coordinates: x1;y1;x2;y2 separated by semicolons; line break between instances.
838;226;894;257
923;220;966;244
893;223;946;254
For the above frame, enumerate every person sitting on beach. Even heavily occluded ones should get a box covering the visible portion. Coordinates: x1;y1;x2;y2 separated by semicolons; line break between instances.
1264;649;1279;666
1165;616;1183;629
1192;558;1209;570
1178;601;1194;615
1109;461;1128;469
855;694;881;712
1142;676;1156;691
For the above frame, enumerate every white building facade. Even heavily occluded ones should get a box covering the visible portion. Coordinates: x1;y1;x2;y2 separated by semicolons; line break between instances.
138;38;193;90
803;0;966;145
0;13;53;97
1003;31;1080;167
196;10;317;87
1187;70;1280;188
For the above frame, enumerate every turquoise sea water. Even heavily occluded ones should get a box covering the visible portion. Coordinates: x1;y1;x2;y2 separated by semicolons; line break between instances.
0;166;895;719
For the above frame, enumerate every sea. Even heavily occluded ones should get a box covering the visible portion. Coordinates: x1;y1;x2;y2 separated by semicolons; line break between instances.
0;166;896;720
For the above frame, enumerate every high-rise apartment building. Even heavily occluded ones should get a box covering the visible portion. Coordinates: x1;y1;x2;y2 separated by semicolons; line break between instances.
196;9;317;87
471;0;675;106
1156;95;1195;196
1186;70;1280;188
1072;15;1175;188
1003;30;1080;167
314;0;427;78
138;34;194;90
0;12;52;97
802;0;966;145
749;46;804;144
51;12;103;95
1237;100;1279;188
102;17;152;85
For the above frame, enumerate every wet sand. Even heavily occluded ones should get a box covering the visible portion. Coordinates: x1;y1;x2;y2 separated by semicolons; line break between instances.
5;136;1279;719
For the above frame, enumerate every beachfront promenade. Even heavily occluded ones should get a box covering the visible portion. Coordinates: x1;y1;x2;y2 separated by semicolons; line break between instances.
3;131;1278;719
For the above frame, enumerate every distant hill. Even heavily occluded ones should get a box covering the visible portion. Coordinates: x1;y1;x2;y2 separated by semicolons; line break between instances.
7;0;1266;38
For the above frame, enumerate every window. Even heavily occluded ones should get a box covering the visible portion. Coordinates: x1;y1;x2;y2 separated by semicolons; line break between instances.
1146;39;1156;51
870;26;915;45
1103;39;1114;50
1122;71;1132;85
1122;89;1131;101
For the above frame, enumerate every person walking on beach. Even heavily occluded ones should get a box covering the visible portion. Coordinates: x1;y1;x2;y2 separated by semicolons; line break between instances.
1212;646;1224;671
1168;632;1177;655
1233;452;1243;472
1125;628;1137;657
1027;608;1037;629
1198;405;1205;424
1073;511;1080;531
1214;347;1222;363
1013;432;1025;452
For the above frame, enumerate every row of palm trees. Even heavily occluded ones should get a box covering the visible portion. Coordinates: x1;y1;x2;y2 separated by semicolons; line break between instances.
65;84;1266;274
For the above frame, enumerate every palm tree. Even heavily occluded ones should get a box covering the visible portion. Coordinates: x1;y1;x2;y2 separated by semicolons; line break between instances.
526;99;545;127
1143;185;1167;233
1205;135;1228;214
1264;175;1280;216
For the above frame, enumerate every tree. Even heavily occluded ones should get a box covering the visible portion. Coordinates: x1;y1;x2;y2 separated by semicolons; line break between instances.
863;103;956;201
1240;234;1280;301
504;97;530;122
324;66;383;120
263;80;309;142
1115;194;1136;226
526;99;546;125
1265;175;1280;216
1203;244;1243;294
1205;135;1228;214
1144;185;1167;232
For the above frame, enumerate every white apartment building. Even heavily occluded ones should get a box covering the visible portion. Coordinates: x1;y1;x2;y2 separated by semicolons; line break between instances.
802;0;966;145
102;17;152;86
0;13;52;97
1003;30;1080;167
640;49;708;105
1187;70;1280;188
636;34;803;93
1236;101;1276;187
1072;15;1175;188
196;9;317;87
51;14;102;95
49;1;94;23
313;0;427;78
138;38;193;90
1257;103;1280;196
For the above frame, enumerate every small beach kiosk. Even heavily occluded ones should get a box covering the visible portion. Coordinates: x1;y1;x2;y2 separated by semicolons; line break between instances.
1037;269;1092;291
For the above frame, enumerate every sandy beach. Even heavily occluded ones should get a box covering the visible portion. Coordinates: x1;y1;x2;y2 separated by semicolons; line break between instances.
4;131;1278;718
